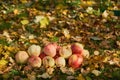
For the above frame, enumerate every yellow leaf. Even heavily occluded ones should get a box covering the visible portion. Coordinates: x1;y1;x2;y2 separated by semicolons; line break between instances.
62;10;68;15
21;20;29;25
0;59;8;70
13;9;19;15
76;74;85;80
40;17;49;28
62;29;70;39
20;0;28;3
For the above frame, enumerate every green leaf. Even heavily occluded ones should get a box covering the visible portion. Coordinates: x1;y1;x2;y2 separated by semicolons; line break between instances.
86;76;92;80
0;39;8;45
10;69;20;75
51;37;59;42
115;24;120;28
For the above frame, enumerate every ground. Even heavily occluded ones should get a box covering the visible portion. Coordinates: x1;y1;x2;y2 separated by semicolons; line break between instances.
0;0;120;80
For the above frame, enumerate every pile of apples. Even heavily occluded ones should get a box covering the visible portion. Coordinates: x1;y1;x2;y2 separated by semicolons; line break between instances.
15;43;89;69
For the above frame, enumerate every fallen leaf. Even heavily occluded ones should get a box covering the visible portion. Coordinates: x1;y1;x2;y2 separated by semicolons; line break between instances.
40;17;49;28
86;7;94;14
115;24;120;28
91;70;101;76
102;10;109;18
62;29;70;39
90;36;101;40
76;74;85;80
0;59;8;70
21;19;29;25
13;9;19;15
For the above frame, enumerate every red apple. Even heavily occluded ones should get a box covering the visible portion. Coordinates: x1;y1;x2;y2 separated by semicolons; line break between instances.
39;52;46;59
68;54;83;69
59;46;72;58
55;57;66;67
28;56;42;68
43;43;57;57
42;56;55;68
71;43;84;55
15;51;29;64
53;53;60;59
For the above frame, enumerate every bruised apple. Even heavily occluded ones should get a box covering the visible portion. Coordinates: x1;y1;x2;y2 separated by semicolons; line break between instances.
28;56;42;68
68;54;83;69
43;43;57;57
55;57;66;67
42;56;55;68
71;43;84;55
28;44;41;56
15;51;29;64
59;46;72;58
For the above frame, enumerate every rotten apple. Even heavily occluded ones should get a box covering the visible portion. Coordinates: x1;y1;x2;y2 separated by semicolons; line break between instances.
59;46;72;58
42;56;55;68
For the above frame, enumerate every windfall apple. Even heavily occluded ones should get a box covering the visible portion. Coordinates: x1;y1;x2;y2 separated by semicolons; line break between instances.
28;56;42;68
42;56;55;68
15;51;29;64
55;57;66;67
71;43;84;55
59;46;72;58
68;54;83;69
43;43;57;57
28;44;41;56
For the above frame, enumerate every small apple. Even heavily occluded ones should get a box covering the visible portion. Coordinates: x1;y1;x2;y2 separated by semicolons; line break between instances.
15;51;29;64
28;44;41;56
43;43;57;57
68;54;83;69
42;56;55;68
55;57;66;67
28;56;42;68
59;46;72;58
71;43;84;55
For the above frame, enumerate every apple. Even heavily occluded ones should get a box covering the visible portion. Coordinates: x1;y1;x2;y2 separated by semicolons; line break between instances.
42;56;55;68
53;53;60;59
55;57;66;67
43;43;57;57
28;44;41;56
71;43;84;55
39;52;46;59
15;51;29;64
59;46;72;58
28;56;42;68
68;54;83;69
